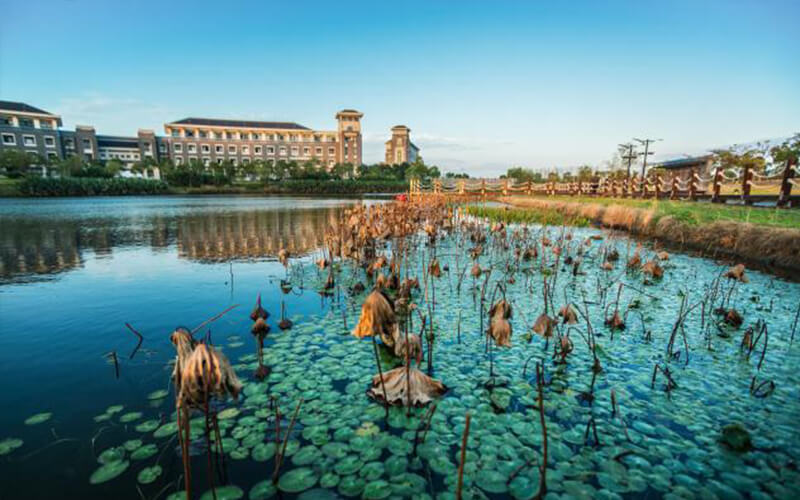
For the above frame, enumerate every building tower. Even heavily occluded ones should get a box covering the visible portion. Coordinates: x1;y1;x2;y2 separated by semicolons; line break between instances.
335;109;363;165
385;125;419;165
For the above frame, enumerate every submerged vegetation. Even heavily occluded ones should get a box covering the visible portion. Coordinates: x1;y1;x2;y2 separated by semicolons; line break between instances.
5;197;800;499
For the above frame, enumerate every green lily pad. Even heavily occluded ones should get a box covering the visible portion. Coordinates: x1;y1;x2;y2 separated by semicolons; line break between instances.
135;420;160;433
0;438;23;456
293;445;323;466
278;467;319;493
106;405;124;414
249;480;277;500
90;460;129;484
362;480;391;499
123;439;142;451
130;444;158;460
120;412;143;423
200;485;244;500
147;389;169;400
24;412;52;425
218;408;240;420
137;465;162;484
154;421;179;438
338;475;366;497
335;455;364;475
252;442;277;462
98;446;126;464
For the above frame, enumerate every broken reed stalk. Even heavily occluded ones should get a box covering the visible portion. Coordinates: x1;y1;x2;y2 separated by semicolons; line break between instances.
191;304;240;336
412;404;437;456
456;412;471;500
273;398;303;484
370;333;389;419
791;302;799;343
124;322;144;360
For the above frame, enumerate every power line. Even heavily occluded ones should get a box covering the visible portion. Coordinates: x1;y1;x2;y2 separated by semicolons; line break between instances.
618;142;637;182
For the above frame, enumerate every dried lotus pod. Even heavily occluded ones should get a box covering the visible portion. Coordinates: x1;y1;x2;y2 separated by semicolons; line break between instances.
641;259;664;279
249;294;269;321
724;264;748;283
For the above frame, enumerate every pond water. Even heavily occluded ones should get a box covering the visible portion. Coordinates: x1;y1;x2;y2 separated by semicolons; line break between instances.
0;196;799;500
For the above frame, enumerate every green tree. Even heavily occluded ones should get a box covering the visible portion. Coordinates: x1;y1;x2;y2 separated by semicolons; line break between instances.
770;133;800;166
0;150;39;178
104;159;123;178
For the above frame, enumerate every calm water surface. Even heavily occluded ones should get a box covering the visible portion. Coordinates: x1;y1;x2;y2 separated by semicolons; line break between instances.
0;196;359;499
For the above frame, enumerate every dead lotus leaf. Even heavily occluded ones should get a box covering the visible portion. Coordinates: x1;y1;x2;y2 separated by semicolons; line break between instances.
558;304;578;324
601;261;614;271
606;311;625;330
657;251;669;261
352;290;395;341
487;300;513;347
471;263;482;278
627;252;641;269
533;313;554;338
429;259;442;278
367;367;447;407
641;259;664;279
725;264;749;283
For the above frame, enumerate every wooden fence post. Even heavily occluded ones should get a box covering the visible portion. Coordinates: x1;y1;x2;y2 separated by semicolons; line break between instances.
742;166;752;205
670;174;678;200
526;180;532;196
711;167;722;204
654;175;661;199
777;158;796;208
689;169;697;201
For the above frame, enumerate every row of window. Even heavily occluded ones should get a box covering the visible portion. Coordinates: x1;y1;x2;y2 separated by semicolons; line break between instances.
1;133;57;147
172;143;336;156
171;130;337;142
173;157;337;167
0;116;56;129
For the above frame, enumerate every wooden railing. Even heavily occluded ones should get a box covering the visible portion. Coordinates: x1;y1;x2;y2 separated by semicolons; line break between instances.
409;159;799;207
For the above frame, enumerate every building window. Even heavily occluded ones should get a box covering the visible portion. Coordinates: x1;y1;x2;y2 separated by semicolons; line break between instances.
40;121;53;130
290;147;299;156
23;135;36;147
2;133;15;145
199;131;207;138
328;147;335;155
82;138;92;149
266;146;275;154
303;147;310;155
185;130;194;138
277;134;284;141
159;143;166;152
242;158;250;165
175;157;183;165
228;145;237;154
279;147;287;156
201;144;210;153
216;158;223;165
143;143;152;152
47;152;58;160
215;145;224;154
242;145;249;154
0;115;12;126
231;158;238;166
315;147;322;155
187;144;197;153
254;146;262;154
213;132;222;139
173;144;183;153
171;130;179;137
44;136;56;148
203;157;210;166
20;118;34;128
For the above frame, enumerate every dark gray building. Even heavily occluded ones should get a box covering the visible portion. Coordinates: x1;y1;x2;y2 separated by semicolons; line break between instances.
0;100;64;161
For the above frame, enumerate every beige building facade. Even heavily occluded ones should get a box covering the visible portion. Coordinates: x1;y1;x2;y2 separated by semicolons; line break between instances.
163;109;362;168
384;125;419;165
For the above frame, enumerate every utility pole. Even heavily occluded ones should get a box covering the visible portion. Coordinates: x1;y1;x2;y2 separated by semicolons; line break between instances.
618;143;636;181
633;138;661;192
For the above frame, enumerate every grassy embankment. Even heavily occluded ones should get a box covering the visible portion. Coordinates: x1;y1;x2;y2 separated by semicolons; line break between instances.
0;177;406;197
467;195;800;275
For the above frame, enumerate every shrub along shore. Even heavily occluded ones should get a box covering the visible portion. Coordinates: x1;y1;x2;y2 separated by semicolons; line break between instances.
468;195;800;277
2;177;407;197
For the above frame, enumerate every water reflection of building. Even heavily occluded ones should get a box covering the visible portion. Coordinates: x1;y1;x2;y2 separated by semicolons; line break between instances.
0;205;346;281
176;207;340;262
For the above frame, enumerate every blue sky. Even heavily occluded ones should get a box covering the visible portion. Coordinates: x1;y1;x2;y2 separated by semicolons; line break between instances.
1;0;798;175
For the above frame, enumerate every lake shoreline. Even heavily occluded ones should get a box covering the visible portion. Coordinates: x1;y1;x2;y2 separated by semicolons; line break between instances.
474;196;800;280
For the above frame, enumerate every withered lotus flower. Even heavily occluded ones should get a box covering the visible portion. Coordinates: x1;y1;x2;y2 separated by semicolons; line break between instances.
607;249;620;261
177;343;242;409
352;289;396;347
533;313;554;338
522;247;537;261
429;259;442;278
469;245;483;260
367;367;447;407
542;237;551;247
487;300;513;347
657;251;669;261
725;309;743;328
278;248;289;267
641;259;664;279
606;311;625;330
558;304;578;324
251;317;270;336
278;318;293;330
627;252;641;269
725;264;749;283
601;261;614;271
249;294;269;321
471;263;482;278
170;327;196;390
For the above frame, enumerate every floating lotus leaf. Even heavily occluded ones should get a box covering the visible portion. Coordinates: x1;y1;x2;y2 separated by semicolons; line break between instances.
199;485;244;500
153;422;179;438
335;455;364;475
218;408;240;420
94;414;111;423
123;439;142;451
292;445;322;466
249;480;277;500
362;480;392;500
320;472;340;488
135;420;159;433
251;442;277;462
278;467;319;493
106;405;124;414
359;462;385;481
137;465;162;484
298;488;340;500
24;412;52;425
337;475;366;497
322;442;349;459
360;445;382;462
476;469;508;494
0;438;23;456
130;443;158;460
230;447;249;460
147;389;169;400
165;492;186;500
389;473;426;496
89;460;129;484
98;446;126;464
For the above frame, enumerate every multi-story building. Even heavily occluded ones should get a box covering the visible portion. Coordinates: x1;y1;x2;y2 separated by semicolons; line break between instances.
1;100;363;177
384;125;419;165
0;100;64;162
163;109;363;169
